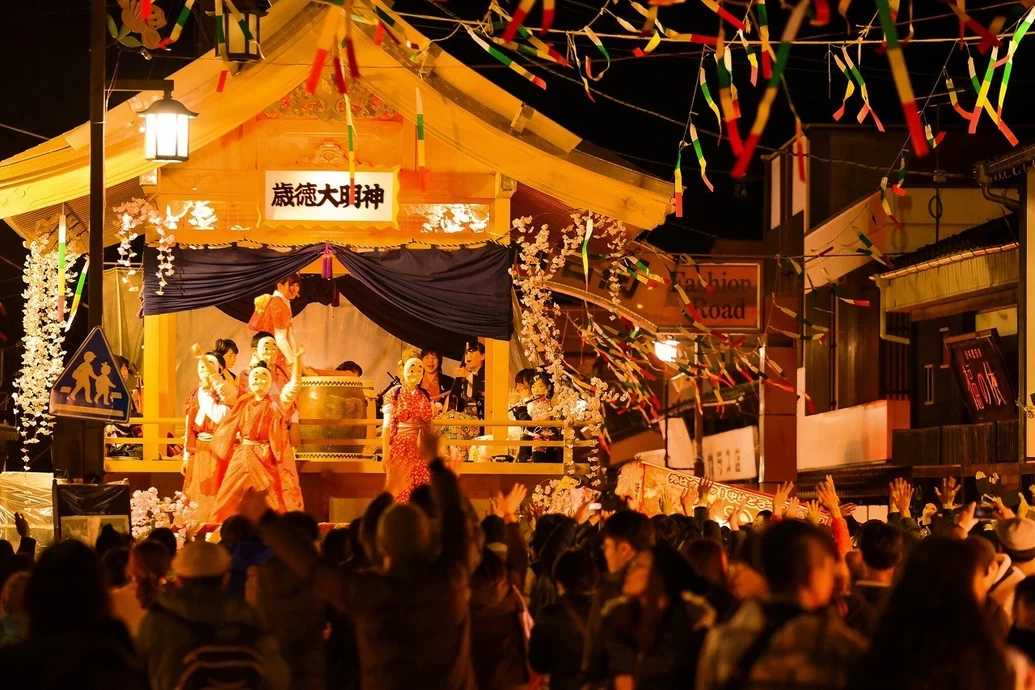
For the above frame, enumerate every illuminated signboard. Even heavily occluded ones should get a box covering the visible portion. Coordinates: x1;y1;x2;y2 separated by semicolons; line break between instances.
264;170;399;224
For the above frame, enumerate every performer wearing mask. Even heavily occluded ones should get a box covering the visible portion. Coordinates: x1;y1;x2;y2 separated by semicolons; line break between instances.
180;348;237;522
211;345;307;521
382;357;434;502
248;273;302;366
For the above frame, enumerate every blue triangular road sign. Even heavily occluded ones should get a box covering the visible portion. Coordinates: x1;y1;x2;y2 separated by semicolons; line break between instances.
49;327;132;423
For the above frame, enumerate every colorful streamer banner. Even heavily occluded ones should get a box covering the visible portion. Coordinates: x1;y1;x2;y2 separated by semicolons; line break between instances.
65;257;88;333
469;29;547;88
879;176;904;232
502;0;537;43
584;27;612;79
416;88;426;189
967;55;1019;145
701;0;746;30
662;28;718;45
159;0;197;48
345;94;357;205
633;31;662;57
832;54;856;120
689;124;714;192
732;0;810;179
738;30;759;85
946;77;975;119
997;5;1035;117
841;47;884;130
875;0;928;158
699;67;723;140
342;0;361;80
942;0;1002;54
715;32;743;154
57;212;66;322
582;216;594;289
757;0;774;78
375;5;423;50
307;5;342;95
674;148;684;217
924;124;946;150
214;0;229;92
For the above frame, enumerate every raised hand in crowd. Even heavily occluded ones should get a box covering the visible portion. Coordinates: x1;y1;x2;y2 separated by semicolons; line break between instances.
728;498;750;532
956;502;979;535
680;483;700;516
697;477;715;507
993;495;1016;520
934;477;962;511
889;477;914;517
771;481;794;516
816;476;842;519
806;499;822;525
491;483;527;523
784;496;802;520
14;511;29;538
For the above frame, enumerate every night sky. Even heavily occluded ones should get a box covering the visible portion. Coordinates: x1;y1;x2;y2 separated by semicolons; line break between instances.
0;0;1033;333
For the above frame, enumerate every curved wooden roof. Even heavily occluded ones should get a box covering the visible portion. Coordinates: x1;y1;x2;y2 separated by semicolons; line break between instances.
0;0;672;232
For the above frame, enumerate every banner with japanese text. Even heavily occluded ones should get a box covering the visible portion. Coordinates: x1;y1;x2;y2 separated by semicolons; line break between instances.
264;169;400;225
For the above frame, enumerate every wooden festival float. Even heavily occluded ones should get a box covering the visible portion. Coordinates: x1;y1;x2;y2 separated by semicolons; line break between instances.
0;0;676;521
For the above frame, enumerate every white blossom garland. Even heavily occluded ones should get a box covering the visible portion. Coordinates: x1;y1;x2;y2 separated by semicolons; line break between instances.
13;239;79;469
130;487;200;549
510;211;630;488
114;199;218;295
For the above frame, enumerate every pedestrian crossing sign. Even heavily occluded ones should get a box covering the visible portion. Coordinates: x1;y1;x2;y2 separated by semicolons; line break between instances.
49;327;131;423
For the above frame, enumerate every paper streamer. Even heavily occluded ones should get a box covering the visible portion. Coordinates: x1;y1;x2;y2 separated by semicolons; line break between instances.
715;32;743;154
346;95;357;205
967;54;1019;145
732;0;810;179
332;45;349;94
633;31;662;56
375;5;422;50
214;0;229;91
674;148;684;217
841;47;884;131
701;0;746;30
159;0;198;48
812;0;831;25
542;0;555;35
997;5;1035;117
416;88;426;189
689;124;714;192
738;30;759;85
223;0;254;43
57;212;66;322
662;28;718;45
876;0;928;158
946;77;975;119
307;5;341;95
502;0;537;43
141;0;152;20
924;124;945;150
343;0;360;79
582;217;594;289
942;0;1002;54
65;258;88;333
699;67;723;140
879;176;904;232
469;29;546;89
757;0;774;79
832;54;856;120
584;27;612;79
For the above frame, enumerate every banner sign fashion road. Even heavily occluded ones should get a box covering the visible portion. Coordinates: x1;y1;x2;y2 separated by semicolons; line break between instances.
549;258;761;333
616;461;828;525
264;170;399;225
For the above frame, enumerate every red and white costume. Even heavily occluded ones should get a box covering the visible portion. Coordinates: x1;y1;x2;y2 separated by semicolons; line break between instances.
248;290;299;366
210;376;304;522
383;385;434;503
181;382;234;523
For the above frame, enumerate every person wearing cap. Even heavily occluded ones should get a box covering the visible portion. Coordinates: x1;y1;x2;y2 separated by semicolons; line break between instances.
448;341;486;417
991;516;1035;621
136;541;291;690
239;458;478;690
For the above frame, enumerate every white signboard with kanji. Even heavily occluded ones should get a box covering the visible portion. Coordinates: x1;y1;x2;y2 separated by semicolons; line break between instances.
702;426;758;481
264;170;398;224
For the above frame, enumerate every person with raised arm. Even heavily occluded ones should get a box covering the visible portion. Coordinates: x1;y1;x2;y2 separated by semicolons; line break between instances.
210;343;307;521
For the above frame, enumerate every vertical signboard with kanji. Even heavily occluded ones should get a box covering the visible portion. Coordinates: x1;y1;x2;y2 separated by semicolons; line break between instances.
946;329;1015;423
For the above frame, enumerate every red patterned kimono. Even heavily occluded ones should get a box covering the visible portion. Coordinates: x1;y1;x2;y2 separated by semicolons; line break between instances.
210;393;304;522
384;386;434;503
181;386;232;523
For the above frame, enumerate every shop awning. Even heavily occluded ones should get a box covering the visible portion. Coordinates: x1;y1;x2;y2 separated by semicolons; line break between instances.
876;242;1018;317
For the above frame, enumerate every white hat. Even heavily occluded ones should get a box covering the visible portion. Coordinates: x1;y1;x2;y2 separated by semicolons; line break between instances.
173;541;231;579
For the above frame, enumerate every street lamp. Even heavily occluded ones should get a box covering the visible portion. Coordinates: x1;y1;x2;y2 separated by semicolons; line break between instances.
220;0;268;62
138;92;198;163
654;339;678;467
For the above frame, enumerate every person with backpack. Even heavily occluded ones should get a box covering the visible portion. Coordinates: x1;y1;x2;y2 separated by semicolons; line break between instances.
135;540;290;690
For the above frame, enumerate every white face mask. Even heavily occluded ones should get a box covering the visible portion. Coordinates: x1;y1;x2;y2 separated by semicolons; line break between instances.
249;367;272;398
402;358;425;390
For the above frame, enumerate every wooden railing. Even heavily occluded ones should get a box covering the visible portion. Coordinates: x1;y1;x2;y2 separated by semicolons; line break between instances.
104;417;599;474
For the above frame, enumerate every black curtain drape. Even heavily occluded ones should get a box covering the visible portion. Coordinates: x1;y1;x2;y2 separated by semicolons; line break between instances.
142;243;512;347
213;274;467;360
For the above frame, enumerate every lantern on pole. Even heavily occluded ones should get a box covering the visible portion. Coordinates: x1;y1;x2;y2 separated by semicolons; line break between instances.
138;92;198;163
